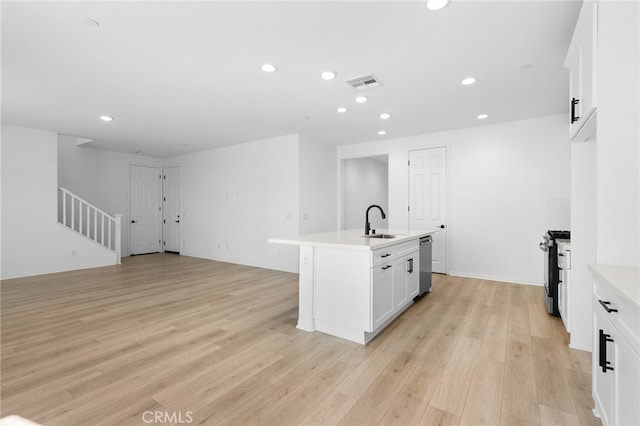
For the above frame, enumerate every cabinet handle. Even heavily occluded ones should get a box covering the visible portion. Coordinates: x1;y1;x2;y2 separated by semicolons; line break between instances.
407;258;414;274
381;253;391;258
382;265;392;270
598;299;619;313
598;329;614;373
571;98;580;123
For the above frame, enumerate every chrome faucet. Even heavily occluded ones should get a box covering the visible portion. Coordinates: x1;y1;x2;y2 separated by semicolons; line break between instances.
365;204;386;235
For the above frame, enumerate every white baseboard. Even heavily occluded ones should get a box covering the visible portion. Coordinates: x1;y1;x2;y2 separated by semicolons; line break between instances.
447;270;543;287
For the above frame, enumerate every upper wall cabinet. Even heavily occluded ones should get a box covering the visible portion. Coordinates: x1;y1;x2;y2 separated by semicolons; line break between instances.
565;0;598;142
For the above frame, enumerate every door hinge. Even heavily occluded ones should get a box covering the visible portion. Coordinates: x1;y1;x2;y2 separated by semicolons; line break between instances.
163;219;166;224
163;175;166;180
408;160;410;166
163;197;166;201
408;206;410;212
159;239;161;243
159;174;161;179
163;241;166;245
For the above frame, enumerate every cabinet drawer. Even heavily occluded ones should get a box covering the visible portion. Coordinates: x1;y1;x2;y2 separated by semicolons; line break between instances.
371;240;419;267
594;280;640;356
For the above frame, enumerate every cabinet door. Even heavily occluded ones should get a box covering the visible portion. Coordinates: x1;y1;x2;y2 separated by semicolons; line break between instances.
372;264;394;330
392;257;407;309
567;0;597;140
593;306;614;425
558;266;569;332
613;328;640;426
568;48;583;138
406;253;419;299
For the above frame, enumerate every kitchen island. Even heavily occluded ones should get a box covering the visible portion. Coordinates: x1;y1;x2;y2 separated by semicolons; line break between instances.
269;229;434;344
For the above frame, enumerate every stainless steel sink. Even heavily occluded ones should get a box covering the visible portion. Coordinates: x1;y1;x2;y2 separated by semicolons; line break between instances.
362;234;396;239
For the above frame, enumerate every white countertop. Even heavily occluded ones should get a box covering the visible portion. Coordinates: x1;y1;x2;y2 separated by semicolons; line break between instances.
589;264;640;310
268;228;435;251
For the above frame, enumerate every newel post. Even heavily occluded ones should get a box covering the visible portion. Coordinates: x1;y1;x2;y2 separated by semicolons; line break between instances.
114;214;122;264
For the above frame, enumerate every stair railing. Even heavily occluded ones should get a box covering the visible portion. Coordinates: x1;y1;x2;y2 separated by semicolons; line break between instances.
57;187;121;263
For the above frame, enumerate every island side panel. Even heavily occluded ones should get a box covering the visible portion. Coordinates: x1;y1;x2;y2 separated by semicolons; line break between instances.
297;245;316;331
314;247;371;339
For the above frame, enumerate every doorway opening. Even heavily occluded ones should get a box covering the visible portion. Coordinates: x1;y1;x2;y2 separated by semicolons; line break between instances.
341;155;389;231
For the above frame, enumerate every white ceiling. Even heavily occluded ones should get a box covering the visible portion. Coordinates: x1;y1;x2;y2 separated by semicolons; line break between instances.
1;1;581;158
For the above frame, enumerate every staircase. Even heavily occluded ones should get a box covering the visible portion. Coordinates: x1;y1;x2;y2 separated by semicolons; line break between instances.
57;187;122;263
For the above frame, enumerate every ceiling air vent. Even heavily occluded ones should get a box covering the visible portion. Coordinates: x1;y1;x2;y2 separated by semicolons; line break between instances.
345;74;382;91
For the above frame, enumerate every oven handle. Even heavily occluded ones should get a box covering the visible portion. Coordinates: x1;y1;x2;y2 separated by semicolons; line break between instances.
539;242;548;252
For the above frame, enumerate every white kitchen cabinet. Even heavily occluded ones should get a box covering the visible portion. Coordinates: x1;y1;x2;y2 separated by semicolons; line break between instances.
565;0;597;142
372;263;394;330
311;238;421;343
392;252;419;310
269;229;432;345
371;242;420;333
558;242;571;333
590;265;640;426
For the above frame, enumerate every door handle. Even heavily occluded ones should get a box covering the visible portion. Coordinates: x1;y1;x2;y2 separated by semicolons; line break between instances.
175;220;180;223
439;225;446;229
131;220;138;223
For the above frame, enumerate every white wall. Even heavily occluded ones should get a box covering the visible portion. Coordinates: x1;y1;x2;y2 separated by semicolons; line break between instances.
338;114;570;285
1;125;116;279
168;134;300;272
596;0;640;267
342;157;389;231
298;135;338;235
58;135;164;257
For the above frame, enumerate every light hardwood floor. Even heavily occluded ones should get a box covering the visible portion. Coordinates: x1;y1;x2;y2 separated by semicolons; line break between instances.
1;253;600;426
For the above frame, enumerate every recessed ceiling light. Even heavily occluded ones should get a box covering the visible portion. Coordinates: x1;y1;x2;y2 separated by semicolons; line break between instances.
355;96;368;103
379;113;391;120
378;130;387;136
337;107;348;113
321;71;337;80
425;0;450;11
461;77;476;85
100;115;113;122
477;114;489;120
261;63;277;73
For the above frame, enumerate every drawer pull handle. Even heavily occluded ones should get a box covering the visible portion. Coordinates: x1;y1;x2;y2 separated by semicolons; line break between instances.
382;265;392;270
598;299;618;313
571;97;580;123
381;253;391;258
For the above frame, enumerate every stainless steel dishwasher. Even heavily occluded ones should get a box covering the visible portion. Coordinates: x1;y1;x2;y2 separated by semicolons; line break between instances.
417;235;432;297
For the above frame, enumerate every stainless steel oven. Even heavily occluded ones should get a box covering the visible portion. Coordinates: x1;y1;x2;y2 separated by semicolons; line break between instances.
539;230;570;316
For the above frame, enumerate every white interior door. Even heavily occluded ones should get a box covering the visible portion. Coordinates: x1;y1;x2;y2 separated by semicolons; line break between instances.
409;147;448;274
163;166;180;253
130;165;162;255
